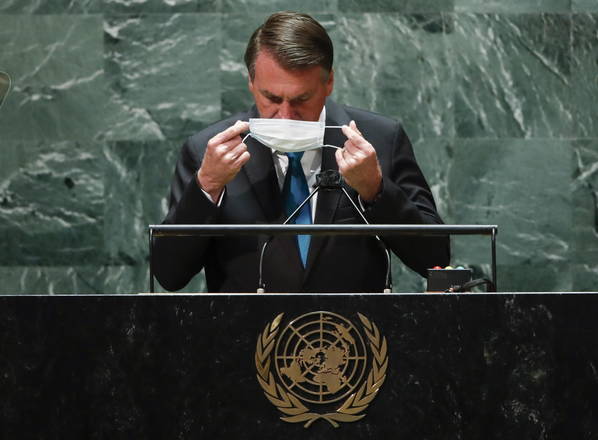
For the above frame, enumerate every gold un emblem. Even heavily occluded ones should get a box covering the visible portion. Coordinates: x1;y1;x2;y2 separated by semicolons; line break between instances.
255;311;388;428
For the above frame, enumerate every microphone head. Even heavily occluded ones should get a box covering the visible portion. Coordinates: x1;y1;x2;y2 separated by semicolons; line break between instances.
0;72;11;109
315;169;342;190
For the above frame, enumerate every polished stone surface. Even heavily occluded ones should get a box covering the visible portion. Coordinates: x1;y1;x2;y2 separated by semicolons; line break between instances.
0;5;597;294
0;15;107;141
573;0;598;12
0;141;106;266
103;13;222;143
447;138;572;291
571;14;598;137
452;13;573;138
104;140;178;265
572;138;598;292
0;0;102;14
455;0;571;13
0;293;597;438
334;14;454;141
338;0;454;12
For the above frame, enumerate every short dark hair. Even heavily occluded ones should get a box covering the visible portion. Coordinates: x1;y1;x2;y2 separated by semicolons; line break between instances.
244;12;334;80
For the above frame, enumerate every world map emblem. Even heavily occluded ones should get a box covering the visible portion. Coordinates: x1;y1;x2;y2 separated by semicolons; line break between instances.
255;311;388;428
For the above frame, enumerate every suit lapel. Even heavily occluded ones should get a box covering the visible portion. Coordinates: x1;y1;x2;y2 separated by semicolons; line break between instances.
305;99;352;273
241;106;283;223
241;106;304;276
242;136;283;222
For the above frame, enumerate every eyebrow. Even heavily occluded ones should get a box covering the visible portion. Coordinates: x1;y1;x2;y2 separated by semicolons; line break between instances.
260;89;312;103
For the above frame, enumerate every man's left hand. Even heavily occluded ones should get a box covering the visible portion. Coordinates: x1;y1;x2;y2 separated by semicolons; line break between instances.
336;120;382;202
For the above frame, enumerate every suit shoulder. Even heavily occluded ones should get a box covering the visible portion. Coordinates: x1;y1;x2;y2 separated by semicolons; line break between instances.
343;105;402;132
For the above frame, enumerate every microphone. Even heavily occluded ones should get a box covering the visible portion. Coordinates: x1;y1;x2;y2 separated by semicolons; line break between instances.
0;72;11;109
257;169;393;293
257;182;320;293
330;172;393;293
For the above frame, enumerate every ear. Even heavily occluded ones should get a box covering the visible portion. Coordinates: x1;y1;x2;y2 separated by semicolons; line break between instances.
325;69;334;96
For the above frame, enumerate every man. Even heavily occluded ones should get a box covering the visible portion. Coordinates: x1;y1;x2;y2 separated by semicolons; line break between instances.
154;12;450;293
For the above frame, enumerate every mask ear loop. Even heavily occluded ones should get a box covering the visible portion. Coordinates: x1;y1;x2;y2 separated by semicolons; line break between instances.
322;125;345;150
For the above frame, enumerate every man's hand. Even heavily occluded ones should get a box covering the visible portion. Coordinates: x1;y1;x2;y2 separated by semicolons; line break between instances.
336;120;382;202
197;120;250;202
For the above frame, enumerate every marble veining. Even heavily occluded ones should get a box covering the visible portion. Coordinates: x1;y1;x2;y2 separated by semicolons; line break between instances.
0;6;596;293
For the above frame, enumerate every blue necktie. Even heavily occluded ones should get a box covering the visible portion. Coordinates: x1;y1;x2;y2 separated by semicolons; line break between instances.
282;152;311;266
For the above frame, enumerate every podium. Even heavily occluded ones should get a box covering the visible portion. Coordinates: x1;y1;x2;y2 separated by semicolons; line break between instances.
148;224;499;292
1;292;597;438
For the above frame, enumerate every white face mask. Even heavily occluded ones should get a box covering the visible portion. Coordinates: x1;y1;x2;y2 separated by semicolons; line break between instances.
248;118;325;153
245;107;342;153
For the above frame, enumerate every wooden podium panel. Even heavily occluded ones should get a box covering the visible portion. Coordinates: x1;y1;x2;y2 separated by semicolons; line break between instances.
1;293;597;439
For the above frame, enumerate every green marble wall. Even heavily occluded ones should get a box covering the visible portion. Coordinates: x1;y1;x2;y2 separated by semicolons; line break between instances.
0;1;596;293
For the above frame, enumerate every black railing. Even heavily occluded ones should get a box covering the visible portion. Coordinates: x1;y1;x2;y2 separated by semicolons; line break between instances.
148;224;498;293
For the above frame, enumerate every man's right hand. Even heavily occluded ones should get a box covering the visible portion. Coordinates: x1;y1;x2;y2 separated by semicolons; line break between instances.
197;120;250;202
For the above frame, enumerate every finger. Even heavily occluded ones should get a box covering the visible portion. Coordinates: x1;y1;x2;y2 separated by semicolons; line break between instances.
343;138;367;158
209;120;250;146
341;123;361;141
341;124;367;151
226;120;250;138
335;148;349;171
350;120;363;136
343;138;356;155
213;136;243;155
224;136;244;150
232;150;251;169
224;142;247;162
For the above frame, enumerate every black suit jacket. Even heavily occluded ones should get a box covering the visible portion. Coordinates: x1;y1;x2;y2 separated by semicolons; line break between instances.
154;99;450;292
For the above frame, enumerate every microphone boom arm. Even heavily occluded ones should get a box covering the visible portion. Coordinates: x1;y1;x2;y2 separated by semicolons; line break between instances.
257;170;393;293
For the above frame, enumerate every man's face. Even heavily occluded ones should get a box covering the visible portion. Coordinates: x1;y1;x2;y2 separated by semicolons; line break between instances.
248;51;334;121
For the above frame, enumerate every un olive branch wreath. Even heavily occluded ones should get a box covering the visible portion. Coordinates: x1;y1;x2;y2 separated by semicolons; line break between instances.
255;313;388;428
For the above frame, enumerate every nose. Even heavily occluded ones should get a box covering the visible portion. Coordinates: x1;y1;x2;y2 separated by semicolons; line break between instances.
277;101;294;119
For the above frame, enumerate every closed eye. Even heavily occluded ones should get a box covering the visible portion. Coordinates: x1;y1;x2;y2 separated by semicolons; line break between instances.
290;95;310;106
268;95;283;104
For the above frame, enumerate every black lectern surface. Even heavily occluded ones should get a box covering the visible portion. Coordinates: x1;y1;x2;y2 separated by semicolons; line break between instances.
1;293;597;439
